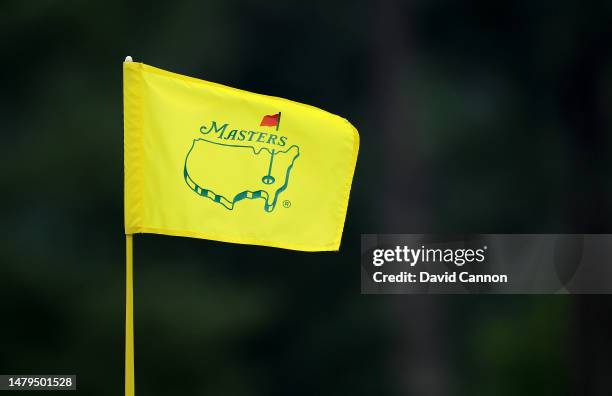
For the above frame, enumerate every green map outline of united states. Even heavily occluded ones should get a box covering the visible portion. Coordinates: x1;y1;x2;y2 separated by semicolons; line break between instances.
183;138;300;212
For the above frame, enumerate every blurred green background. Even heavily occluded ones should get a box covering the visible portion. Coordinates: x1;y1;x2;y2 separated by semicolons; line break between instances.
1;1;611;395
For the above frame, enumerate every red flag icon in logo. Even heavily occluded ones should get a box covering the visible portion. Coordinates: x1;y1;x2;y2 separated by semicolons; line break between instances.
260;112;281;130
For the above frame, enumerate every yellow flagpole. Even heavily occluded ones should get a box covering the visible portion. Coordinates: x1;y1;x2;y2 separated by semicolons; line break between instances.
125;234;135;396
124;55;135;396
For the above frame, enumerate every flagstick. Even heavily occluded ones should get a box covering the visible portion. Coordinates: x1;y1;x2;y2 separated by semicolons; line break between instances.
124;55;135;396
125;234;135;396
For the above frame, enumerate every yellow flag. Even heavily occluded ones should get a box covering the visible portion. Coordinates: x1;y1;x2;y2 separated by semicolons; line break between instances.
123;62;359;251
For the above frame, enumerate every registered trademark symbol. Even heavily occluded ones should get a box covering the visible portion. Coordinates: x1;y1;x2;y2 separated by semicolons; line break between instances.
283;200;291;208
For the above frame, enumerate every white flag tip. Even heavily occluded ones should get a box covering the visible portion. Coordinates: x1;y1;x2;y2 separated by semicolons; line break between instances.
125;56;133;62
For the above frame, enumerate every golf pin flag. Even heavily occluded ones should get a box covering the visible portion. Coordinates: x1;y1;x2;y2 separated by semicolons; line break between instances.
123;62;359;251
260;112;280;129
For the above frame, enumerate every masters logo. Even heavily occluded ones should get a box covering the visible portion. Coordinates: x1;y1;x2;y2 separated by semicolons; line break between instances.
183;112;300;212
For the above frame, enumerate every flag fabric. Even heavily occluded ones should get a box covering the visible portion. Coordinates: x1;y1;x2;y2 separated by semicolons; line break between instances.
123;62;359;251
260;113;280;127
